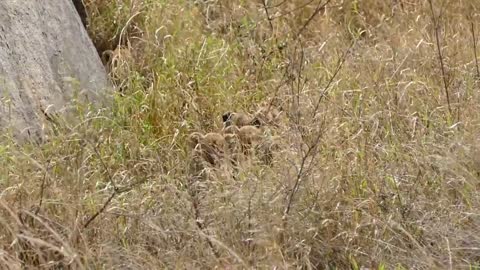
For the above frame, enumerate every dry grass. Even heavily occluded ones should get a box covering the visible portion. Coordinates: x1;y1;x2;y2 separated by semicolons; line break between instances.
1;0;480;269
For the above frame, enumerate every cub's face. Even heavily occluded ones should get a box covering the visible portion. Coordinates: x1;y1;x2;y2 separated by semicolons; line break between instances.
222;112;233;127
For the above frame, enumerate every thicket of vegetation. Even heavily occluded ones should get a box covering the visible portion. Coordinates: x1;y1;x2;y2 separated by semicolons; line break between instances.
1;0;480;269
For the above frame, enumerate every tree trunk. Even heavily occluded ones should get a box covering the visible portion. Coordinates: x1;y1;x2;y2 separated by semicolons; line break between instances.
0;0;110;142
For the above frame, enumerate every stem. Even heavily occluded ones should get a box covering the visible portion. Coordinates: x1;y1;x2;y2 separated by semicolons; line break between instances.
83;191;116;228
260;0;274;32
295;0;331;39
471;21;480;78
428;0;452;116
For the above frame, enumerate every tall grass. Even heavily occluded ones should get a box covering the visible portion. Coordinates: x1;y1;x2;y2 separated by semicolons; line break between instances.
1;0;480;268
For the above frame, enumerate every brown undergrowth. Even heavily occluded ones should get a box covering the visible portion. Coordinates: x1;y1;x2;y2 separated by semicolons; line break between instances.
1;0;480;269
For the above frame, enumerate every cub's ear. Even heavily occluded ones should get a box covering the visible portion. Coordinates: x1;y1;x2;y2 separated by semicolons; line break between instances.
222;112;233;124
188;132;203;148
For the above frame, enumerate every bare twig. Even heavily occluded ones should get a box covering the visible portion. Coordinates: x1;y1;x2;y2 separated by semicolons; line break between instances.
282;43;325;222
471;21;480;78
311;40;355;118
428;0;452;116
284;42;308;140
265;59;290;112
88;139;117;190
35;160;52;215
282;139;318;219
260;0;274;32
283;107;326;221
282;39;353;227
17;151;53;215
293;43;306;126
189;185;220;258
82;139;121;228
266;0;288;9
83;179;146;229
268;0;317;21
187;171;220;258
83;191;116;228
295;0;331;39
246;182;258;260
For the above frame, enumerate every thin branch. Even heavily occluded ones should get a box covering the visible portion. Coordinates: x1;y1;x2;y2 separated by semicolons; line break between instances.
268;0;317;21
266;59;290;112
83;190;116;228
283;45;323;222
260;0;274;32
471;21;480;78
246;183;258;259
82;139;118;228
295;0;331;39
311;40;355;118
83;179;146;229
282;118;325;230
266;0;288;9
189;185;220;258
35;160;51;215
283;41;354;224
282;142;315;219
88;139;117;191
428;0;452;116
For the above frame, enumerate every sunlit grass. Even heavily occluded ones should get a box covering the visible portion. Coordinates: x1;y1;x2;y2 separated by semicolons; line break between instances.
1;0;480;269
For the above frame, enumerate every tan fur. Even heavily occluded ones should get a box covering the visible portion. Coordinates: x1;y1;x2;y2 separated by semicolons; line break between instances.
237;125;263;147
223;112;260;128
223;133;243;165
223;125;263;157
223;133;239;149
101;46;133;90
232;113;253;127
101;47;132;71
254;105;283;127
257;135;281;165
188;132;203;149
224;125;280;165
188;132;226;166
222;125;240;135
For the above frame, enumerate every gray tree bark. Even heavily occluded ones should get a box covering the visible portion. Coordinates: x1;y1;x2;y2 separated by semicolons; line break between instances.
0;0;110;142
